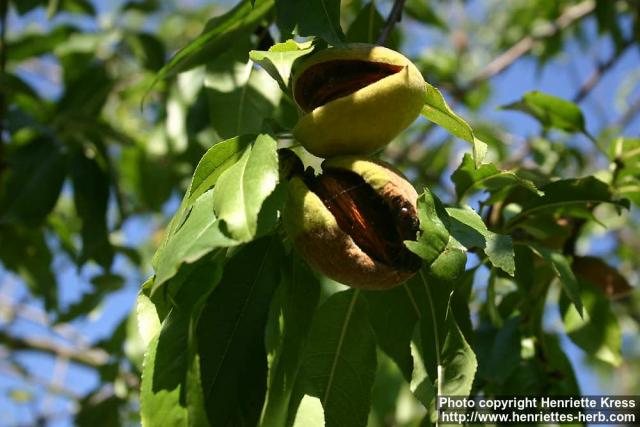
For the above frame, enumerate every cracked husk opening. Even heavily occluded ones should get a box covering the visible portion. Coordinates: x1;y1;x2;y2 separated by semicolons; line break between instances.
294;60;404;112
306;168;421;273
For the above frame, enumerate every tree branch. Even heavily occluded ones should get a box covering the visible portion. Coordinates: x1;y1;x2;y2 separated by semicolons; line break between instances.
573;38;634;103
466;0;595;89
0;0;8;173
377;0;407;46
0;330;110;368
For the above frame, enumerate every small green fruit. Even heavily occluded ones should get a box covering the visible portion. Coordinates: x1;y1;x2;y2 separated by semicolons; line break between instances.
291;43;426;158
283;155;422;290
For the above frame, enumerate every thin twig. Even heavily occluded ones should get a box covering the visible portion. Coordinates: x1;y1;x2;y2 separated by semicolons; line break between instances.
573;38;634;103
377;0;407;46
465;0;595;89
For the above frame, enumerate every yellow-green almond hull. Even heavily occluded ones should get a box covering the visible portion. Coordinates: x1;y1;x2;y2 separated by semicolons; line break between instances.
292;44;426;158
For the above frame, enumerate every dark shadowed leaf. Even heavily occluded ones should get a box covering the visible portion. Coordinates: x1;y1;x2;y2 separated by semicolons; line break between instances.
140;255;224;427
0;227;58;310
475;316;521;385
530;244;583;317
57;61;113;116
125;32;166;72
0;138;67;226
198;237;283;427
71;149;114;269
75;394;123;427
363;283;420;380
291;290;376;427
346;2;390;45
261;253;321;427
559;279;622;366
276;0;345;46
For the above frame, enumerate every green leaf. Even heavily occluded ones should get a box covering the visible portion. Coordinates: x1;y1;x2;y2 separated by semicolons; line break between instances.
428;236;467;283
140;334;188;426
291;290;376;427
0;138;67;227
250;39;315;94
507;176;629;229
292;395;325;427
276;0;345;46
404;189;449;264
440;304;477;396
451;153;541;200
188;135;255;201
405;189;467;282
446;206;515;276
212;133;279;241
260;253;321;427
559;279;622;366
529;244;583;317
146;0;274;94
157;135;253;253
152;189;238;291
421;83;486;165
502;91;587;134
152;135;265;288
140;256;224;427
416;273;477;398
136;278;161;348
409;336;435;409
197;237;283;426
70;150;114;269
